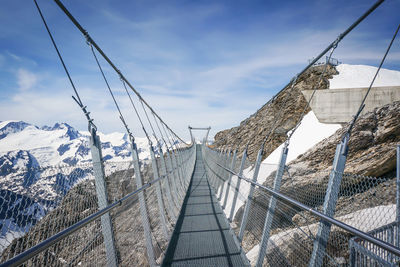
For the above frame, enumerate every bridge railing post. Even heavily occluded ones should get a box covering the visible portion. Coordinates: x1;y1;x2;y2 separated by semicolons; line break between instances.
214;149;223;190
229;147;248;222
181;147;188;187
255;143;288;267
158;144;178;221
215;149;225;193
164;148;179;211
188;145;195;178
207;149;215;188
149;145;169;240
219;149;231;200
129;135;156;267
184;146;191;187
190;145;196;182
170;149;184;201
309;135;349;267
238;145;264;242
396;144;400;248
178;147;189;191
207;148;218;190
191;144;197;175
176;147;187;192
89;128;118;267
223;149;237;209
166;149;181;205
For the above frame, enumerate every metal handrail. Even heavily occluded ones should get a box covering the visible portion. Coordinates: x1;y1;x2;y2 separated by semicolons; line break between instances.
0;146;195;267
0;177;160;267
214;162;400;258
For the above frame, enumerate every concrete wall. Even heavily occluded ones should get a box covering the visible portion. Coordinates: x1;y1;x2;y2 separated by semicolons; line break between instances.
301;86;400;124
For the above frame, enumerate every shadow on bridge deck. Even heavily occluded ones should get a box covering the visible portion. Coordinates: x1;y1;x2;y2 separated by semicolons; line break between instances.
162;146;250;266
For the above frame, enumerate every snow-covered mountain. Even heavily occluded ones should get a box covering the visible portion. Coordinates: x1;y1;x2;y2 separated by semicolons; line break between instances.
0;121;155;166
0;120;162;252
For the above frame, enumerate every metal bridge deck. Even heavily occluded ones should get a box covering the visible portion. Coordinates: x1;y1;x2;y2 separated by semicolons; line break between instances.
162;145;249;266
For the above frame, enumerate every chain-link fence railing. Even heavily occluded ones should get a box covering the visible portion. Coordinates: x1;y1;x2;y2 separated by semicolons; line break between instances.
0;143;196;266
0;163;94;257
203;144;400;267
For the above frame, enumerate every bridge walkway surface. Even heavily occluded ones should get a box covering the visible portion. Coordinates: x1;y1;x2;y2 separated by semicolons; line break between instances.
162;145;250;266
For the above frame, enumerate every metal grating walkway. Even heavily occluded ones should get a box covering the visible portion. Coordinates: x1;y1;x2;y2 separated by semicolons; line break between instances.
162;145;250;266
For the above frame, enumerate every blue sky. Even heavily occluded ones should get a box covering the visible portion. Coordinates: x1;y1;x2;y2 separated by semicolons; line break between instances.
0;0;399;141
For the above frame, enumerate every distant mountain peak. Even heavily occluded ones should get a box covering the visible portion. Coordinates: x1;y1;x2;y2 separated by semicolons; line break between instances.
41;122;80;140
0;121;33;140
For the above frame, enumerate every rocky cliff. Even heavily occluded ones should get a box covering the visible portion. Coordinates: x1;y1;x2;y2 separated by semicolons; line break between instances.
213;65;338;161
234;100;400;266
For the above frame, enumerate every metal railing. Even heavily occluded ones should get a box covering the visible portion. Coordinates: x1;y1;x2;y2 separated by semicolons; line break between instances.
0;140;196;267
202;143;400;267
350;222;400;266
308;56;341;67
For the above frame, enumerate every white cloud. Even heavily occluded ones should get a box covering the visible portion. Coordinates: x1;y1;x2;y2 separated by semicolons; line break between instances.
16;69;38;91
6;51;23;61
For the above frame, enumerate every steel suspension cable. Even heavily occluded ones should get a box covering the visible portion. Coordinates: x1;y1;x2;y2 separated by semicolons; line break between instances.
53;0;188;145
33;0;93;125
259;76;299;148
161;122;175;151
89;44;132;132
169;131;182;151
265;0;385;106
215;1;384;155
140;100;158;141
152;113;168;148
345;23;400;137
121;79;152;142
253;0;384;153
286;46;338;143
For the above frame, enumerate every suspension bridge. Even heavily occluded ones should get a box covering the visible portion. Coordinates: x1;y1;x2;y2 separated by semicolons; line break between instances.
1;0;400;266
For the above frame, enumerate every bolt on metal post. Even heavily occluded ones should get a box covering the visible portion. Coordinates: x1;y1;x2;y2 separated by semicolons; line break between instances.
239;146;263;241
89;129;118;267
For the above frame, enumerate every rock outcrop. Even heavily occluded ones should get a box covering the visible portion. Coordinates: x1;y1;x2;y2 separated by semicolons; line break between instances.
213;65;338;161
234;101;400;266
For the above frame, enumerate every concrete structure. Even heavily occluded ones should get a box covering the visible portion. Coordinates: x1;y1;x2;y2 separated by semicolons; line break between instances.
302;86;400;124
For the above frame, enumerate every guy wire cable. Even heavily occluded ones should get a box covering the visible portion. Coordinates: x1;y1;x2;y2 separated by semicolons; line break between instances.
345;23;400;138
53;0;187;144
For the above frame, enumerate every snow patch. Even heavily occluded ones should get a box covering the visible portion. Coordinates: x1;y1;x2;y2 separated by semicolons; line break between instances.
222;111;340;219
330;64;400;89
263;111;341;164
245;204;396;265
